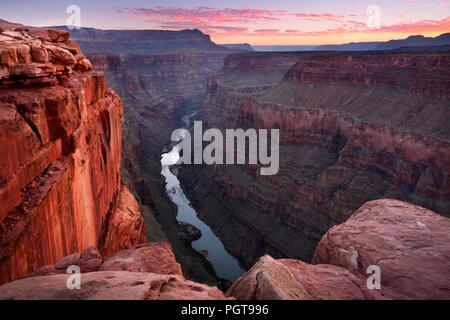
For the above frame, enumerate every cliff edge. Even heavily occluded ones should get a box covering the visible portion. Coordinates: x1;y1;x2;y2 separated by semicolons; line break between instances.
0;200;447;300
227;199;450;300
0;22;146;284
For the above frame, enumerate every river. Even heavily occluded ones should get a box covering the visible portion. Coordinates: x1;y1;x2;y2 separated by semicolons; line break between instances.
160;111;246;282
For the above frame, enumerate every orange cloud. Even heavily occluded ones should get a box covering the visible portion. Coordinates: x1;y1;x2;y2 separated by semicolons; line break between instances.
115;6;450;45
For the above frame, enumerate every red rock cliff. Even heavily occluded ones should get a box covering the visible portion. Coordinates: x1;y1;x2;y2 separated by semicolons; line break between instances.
0;23;146;284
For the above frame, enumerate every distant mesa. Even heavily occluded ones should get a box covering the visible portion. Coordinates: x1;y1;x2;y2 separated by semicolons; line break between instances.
220;43;254;51
252;33;450;52
46;26;239;54
315;32;450;51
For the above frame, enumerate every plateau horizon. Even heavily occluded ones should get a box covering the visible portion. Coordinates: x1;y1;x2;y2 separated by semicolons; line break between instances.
170;121;279;175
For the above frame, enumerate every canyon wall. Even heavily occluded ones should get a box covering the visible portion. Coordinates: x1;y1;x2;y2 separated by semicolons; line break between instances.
61;27;227;54
0;24;146;284
180;52;450;268
227;199;450;300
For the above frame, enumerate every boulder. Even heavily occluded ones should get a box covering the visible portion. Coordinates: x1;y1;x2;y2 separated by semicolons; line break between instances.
29;28;70;43
228;199;450;300
31;46;49;63
100;242;182;275
226;255;311;300
279;259;396;300
74;57;93;72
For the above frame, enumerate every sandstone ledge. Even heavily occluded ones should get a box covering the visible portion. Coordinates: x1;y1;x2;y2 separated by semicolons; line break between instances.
0;242;227;300
227;200;450;300
0;271;227;300
0;21;92;85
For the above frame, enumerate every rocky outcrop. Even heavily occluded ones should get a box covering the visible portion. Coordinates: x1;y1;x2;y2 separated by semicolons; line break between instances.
0;242;227;300
0;26;90;86
0;199;447;300
0;271;228;300
180;51;450;268
227;200;450;300
0;22;146;284
100;242;182;275
313;199;450;300
226;255;311;300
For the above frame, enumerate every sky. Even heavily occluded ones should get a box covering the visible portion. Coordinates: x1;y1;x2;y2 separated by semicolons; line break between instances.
1;0;449;45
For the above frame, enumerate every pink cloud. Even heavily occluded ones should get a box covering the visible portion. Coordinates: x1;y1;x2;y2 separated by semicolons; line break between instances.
275;16;450;37
115;6;450;41
117;6;366;27
254;29;279;33
119;7;282;25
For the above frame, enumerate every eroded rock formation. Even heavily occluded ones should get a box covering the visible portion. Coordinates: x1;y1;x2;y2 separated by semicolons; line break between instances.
0;242;227;300
0;22;146;284
0;271;227;300
228;200;450;300
180;52;450;268
68;30;237;285
1;200;447;300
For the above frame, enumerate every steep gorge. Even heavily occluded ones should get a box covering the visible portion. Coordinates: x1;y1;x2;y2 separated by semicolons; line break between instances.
180;52;450;268
66;28;237;285
0;20;449;300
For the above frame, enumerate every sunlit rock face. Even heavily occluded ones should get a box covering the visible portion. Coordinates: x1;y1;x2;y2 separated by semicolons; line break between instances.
0;21;146;284
179;52;450;268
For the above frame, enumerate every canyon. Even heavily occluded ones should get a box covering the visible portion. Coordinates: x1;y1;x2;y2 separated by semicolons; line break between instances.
0;199;448;300
0;19;449;300
179;51;450;268
68;28;238;286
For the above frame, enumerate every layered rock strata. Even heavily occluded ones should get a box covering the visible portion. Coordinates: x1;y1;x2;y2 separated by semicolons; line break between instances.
0;23;146;284
0;242;227;300
77;40;234;284
180;52;450;268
